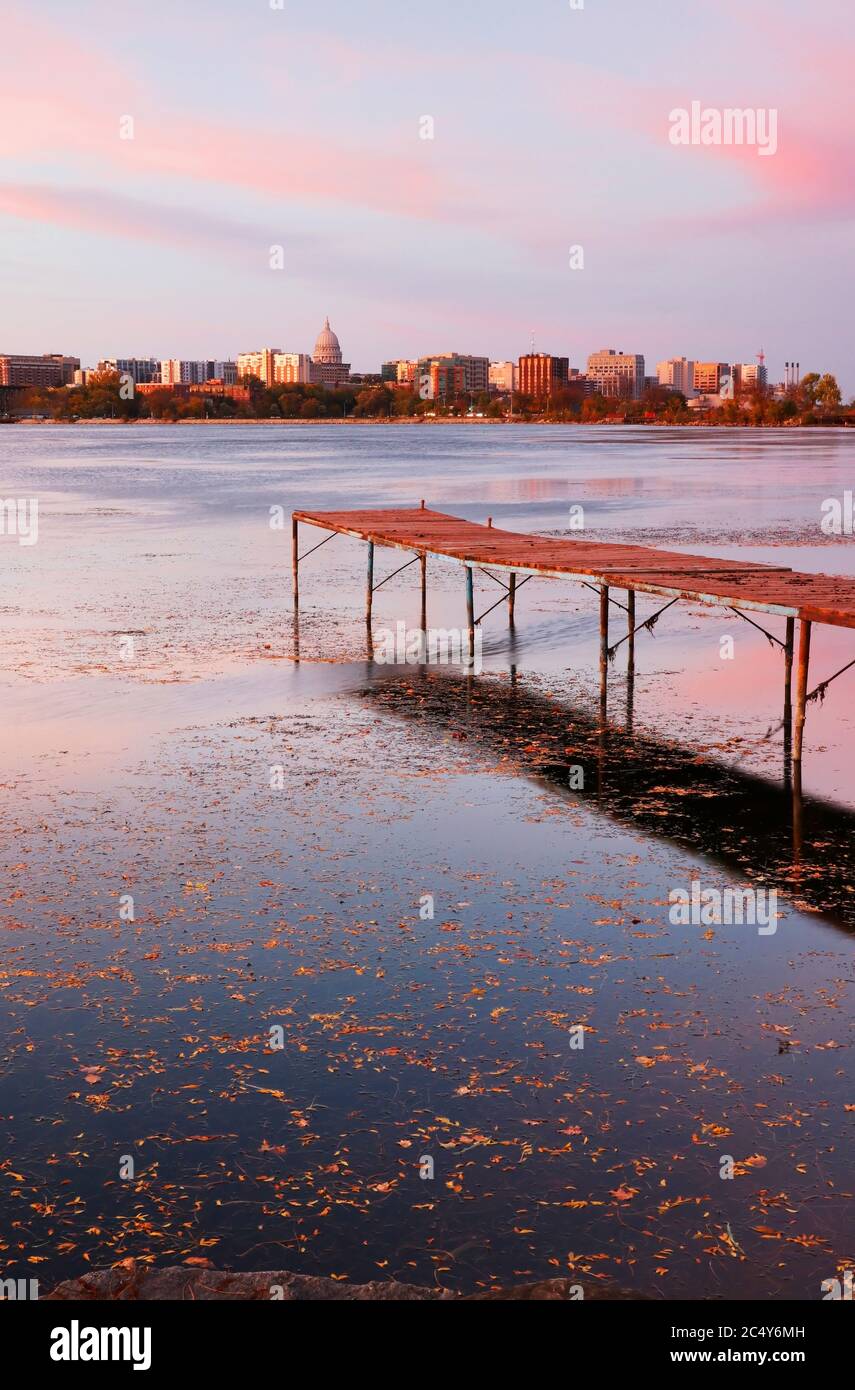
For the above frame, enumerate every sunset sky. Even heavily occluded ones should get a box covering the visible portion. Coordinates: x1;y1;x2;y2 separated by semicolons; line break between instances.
1;0;853;388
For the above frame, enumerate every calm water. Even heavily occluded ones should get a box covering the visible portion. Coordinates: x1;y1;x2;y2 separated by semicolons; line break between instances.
1;424;853;1299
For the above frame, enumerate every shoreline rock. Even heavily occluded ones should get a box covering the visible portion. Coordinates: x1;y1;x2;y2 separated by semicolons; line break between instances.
44;1266;646;1302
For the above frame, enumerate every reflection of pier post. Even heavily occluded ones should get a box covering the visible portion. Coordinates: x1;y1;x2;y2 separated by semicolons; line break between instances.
599;585;609;728
291;609;301;665
792;762;803;865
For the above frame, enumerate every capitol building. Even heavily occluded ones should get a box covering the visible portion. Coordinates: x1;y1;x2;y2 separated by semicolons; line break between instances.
237;318;350;389
309;318;350;388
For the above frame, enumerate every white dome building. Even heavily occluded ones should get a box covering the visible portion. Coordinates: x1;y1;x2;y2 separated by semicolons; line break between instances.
313;317;343;366
310;317;350;387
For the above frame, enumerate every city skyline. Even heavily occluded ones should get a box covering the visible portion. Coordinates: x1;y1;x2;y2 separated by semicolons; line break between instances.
1;1;853;390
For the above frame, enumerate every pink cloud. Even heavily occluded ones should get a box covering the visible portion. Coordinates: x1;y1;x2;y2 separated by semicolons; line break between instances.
0;15;497;232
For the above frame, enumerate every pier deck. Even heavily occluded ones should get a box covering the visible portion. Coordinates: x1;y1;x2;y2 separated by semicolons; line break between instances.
292;505;855;762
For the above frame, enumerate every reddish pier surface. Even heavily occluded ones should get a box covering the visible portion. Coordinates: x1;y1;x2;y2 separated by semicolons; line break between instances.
293;506;855;628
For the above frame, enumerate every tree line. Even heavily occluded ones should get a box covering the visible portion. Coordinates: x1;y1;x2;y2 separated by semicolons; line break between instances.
14;369;851;425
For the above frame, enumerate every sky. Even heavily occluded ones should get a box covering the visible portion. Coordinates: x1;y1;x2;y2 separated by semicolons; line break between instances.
1;0;853;390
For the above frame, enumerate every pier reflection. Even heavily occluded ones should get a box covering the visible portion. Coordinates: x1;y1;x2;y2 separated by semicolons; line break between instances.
362;666;855;934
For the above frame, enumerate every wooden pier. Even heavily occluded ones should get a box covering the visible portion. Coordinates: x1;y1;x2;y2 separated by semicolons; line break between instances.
292;504;855;764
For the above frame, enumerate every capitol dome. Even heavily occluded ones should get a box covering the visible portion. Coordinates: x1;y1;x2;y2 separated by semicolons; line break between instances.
313;316;342;365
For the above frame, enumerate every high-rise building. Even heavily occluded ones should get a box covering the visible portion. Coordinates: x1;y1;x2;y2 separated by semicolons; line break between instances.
489;361;517;394
586;349;645;399
517;354;570;399
97;357;160;384
732;362;768;391
237;349;282;388
0;353;80;387
273;353;313;385
657;358;696;396
161;360;238;385
693;361;730;394
416;354;490;400
381;360;418;387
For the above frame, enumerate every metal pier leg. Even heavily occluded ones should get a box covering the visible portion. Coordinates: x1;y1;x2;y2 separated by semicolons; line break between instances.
627;590;635;674
292;518;299;608
466;566;475;653
420;553;427;632
508;572;516;627
783;616;795;772
793;619;811;764
784;617;800;778
626;589;635;732
599;584;609;726
366;541;375;628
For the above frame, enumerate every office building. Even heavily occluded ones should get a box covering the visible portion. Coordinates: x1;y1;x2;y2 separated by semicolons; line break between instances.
586;349;645;399
0;353;80;387
517;354;570;399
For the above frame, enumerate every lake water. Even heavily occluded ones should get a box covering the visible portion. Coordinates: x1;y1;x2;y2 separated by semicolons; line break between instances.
1;423;852;1298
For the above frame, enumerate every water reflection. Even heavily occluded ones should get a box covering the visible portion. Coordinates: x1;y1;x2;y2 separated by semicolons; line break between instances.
361;666;855;934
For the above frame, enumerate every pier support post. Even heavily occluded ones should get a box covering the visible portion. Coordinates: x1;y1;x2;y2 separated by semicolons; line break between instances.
626;589;635;674
466;566;475;664
292;518;299;608
783;616;795;768
420;553;427;631
508;573;517;627
599;584;610;725
793;619;811;764
366;541;375;628
626;589;635;730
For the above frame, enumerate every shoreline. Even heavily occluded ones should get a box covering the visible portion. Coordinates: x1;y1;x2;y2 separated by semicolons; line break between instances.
2;416;851;429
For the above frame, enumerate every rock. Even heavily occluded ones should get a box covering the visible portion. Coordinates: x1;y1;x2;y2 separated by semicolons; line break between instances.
45;1266;644;1302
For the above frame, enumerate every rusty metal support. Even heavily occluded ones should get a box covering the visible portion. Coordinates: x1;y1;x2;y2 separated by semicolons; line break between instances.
793;619;811;763
420;553;427;631
608;596;678;660
475;574;531;627
366;541;375;627
727;606;787;650
807;652;855;705
371;553;420;593
509;572;516;627
599;585;609;725
581;580;629;614
292;517;299;607
466;566;475;661
627;590;636;673
477;568;510;591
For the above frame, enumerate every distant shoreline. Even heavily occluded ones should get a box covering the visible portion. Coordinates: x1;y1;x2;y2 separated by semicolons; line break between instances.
3;416;852;430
